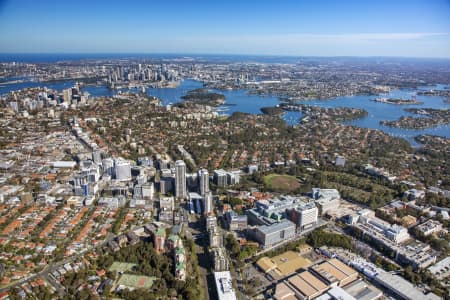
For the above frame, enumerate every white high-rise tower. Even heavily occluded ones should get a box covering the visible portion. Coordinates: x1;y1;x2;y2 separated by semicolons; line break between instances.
175;160;187;199
204;191;213;215
199;169;209;196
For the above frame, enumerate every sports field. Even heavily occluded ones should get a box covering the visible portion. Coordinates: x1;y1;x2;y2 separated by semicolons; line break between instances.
108;262;137;273
263;174;300;192
116;274;156;289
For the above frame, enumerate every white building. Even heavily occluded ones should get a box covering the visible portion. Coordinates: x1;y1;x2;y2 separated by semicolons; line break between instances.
294;202;319;230
175;160;187;199
214;169;228;187
214;271;237;300
102;157;115;176
204;191;213;215
415;219;443;236
114;158;131;181
199;168;209;196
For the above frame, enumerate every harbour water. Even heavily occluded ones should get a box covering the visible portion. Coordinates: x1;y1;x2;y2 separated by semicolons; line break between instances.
1;78;449;144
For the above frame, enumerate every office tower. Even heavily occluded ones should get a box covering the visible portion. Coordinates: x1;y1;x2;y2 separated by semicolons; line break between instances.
101;158;114;177
114;158;132;181
175;160;187;199
92;150;102;164
63;88;72;103
159;177;174;195
199;169;209;195
214;169;228;187
204;191;213;215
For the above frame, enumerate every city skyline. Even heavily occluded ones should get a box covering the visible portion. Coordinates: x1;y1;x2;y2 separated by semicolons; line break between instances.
0;0;449;58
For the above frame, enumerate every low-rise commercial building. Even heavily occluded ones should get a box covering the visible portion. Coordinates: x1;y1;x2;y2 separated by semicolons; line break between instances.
214;271;237;300
225;211;248;231
211;247;229;272
374;272;440;300
309;258;358;287
251;219;296;248
428;256;450;284
415;219;443;236
275;270;329;300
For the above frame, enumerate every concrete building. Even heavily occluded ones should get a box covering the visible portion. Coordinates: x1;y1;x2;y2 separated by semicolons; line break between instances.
335;156;346;167
209;226;223;248
227;171;240;185
374;272;440;300
428;256;450;282
189;192;203;214
186;173;199;191
348;210;436;270
134;183;154;200
206;215;217;232
92;150;102;164
214;271;237;300
199;168;209;195
175;160;187;199
275;271;329;300
404;189;426;201
211;247;229;272
204;191;213;215
214;169;228;187
247;196;310;226
102;157;114;177
309;258;358;287
287;202;318;230
415;219;443;236
351;210;410;244
252;219;296;248
341;279;383;300
225;211;248;231
159;176;174;195
159;196;175;211
114;158;132;181
141;183;154;200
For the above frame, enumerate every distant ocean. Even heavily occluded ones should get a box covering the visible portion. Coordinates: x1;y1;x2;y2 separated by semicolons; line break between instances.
2;53;450;64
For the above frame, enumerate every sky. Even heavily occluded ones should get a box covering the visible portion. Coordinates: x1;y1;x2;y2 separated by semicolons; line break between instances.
0;0;449;57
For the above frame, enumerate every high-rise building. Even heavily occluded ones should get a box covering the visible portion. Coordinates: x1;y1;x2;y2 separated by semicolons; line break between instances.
62;88;72;103
175;160;187;199
209;226;223;248
199;169;209;195
92;150;102;164
206;215;217;232
214;169;228;187
204;191;213;215
159;177;174;195
114;158;132;181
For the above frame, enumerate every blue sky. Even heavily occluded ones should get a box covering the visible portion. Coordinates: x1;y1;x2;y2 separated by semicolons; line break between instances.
0;0;449;57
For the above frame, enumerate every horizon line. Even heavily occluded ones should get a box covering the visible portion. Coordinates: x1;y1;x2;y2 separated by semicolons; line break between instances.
1;52;450;60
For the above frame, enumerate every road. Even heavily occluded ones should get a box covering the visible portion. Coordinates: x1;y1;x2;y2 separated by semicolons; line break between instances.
185;220;213;300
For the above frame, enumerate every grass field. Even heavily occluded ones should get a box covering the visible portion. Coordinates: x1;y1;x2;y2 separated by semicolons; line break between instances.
263;174;300;192
108;262;137;273
116;274;156;289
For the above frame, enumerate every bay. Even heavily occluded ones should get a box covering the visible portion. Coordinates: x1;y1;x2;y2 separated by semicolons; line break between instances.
1;78;449;144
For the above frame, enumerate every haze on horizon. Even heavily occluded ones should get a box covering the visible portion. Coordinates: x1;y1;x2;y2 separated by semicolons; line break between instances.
0;0;449;58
